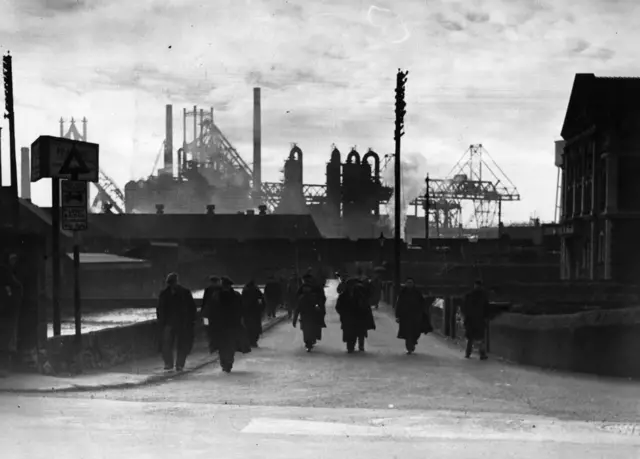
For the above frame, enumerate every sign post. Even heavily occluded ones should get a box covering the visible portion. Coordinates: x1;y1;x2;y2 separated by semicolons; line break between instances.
60;147;90;342
31;136;99;340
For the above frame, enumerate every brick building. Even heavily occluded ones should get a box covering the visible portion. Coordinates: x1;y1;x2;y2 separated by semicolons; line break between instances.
558;73;640;281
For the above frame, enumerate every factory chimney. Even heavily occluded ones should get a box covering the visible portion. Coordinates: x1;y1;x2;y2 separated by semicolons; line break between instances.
20;147;30;201
253;87;262;203
165;104;173;176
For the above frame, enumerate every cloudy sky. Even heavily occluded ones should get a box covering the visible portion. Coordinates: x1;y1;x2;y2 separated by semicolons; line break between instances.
0;0;637;222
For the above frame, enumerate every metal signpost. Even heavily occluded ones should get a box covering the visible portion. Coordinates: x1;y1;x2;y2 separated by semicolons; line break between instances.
30;136;99;340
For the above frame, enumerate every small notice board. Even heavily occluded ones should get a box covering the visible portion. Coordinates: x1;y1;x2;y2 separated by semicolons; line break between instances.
61;180;88;231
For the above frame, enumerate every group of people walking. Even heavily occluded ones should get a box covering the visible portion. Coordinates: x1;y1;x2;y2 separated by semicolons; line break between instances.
156;269;491;375
156;270;327;373
333;273;433;355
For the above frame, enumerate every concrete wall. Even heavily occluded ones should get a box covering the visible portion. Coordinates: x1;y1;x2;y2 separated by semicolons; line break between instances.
488;308;640;379
381;281;640;379
42;319;178;374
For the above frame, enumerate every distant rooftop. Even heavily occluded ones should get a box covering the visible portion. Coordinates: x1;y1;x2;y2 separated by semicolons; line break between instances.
64;253;148;264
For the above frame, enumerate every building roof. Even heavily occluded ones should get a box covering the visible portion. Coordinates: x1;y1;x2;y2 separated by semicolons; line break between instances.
64;252;148;263
86;213;323;240
18;200;73;239
560;73;640;140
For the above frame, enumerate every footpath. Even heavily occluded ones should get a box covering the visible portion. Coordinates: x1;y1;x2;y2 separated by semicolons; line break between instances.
0;313;288;394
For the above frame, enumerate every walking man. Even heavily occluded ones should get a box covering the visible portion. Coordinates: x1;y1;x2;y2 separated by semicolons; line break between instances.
461;280;489;360
336;278;376;353
264;275;282;319
157;272;197;372
395;277;426;354
292;274;325;352
241;279;265;347
201;275;221;354
209;277;249;373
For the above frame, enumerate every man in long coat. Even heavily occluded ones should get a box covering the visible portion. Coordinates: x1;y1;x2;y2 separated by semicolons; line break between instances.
461;280;489;360
395;277;426;354
335;278;376;353
209;277;250;372
201;275;221;354
285;274;301;320
157;272;197;371
241;279;265;347
264;275;283;319
292;274;325;352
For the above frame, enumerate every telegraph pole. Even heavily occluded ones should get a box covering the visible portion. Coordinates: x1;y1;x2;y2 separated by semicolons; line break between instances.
3;53;18;201
424;174;430;249
393;69;408;304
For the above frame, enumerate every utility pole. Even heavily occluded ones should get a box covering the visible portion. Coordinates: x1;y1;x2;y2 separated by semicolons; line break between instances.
3;53;18;226
3;54;18;199
0;127;3;185
394;69;408;305
424;175;430;249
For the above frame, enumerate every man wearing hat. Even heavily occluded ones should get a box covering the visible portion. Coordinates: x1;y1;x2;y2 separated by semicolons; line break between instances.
292;274;325;352
208;276;250;372
156;272;197;371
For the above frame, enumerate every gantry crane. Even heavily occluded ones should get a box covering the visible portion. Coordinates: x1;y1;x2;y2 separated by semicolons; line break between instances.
410;144;520;232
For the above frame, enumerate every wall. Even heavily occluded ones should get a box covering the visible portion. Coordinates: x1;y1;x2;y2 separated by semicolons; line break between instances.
488;308;640;379
381;280;640;379
42;319;190;374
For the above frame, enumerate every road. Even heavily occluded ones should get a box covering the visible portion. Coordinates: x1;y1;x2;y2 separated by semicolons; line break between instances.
2;281;640;458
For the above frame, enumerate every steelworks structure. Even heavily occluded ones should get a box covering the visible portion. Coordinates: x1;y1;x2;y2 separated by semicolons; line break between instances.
409;144;521;233
83;87;392;239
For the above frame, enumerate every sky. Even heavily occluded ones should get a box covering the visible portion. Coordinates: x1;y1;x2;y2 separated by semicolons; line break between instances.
0;0;637;223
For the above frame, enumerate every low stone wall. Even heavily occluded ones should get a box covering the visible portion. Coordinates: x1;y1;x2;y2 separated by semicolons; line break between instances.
42;320;170;375
58;298;157;313
489;308;640;379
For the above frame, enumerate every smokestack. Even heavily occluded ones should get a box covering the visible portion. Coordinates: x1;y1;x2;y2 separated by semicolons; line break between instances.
253;87;262;201
165;105;173;176
20;147;30;200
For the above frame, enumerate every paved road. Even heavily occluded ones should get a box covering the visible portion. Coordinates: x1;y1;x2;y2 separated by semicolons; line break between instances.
2;281;639;457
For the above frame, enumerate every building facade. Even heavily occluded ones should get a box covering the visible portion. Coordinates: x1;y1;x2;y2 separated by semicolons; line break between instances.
558;74;640;282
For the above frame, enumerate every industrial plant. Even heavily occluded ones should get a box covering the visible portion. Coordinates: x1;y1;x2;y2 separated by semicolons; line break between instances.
51;87;522;241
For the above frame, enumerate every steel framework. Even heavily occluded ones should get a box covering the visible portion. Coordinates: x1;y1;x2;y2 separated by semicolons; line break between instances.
410;144;520;230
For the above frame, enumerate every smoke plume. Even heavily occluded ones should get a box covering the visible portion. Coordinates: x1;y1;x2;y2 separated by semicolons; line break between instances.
384;152;429;238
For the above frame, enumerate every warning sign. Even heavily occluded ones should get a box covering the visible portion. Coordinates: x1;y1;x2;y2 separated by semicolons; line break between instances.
61;180;88;231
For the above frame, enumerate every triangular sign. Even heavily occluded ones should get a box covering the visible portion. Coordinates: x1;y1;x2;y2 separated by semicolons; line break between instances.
59;145;90;175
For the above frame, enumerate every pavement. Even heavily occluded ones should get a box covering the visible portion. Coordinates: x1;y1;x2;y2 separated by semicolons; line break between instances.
0;312;288;393
1;281;639;457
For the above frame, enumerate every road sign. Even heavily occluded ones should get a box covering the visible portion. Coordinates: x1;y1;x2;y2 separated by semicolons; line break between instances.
61;180;88;207
61;180;88;231
61;208;88;231
30;136;99;182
